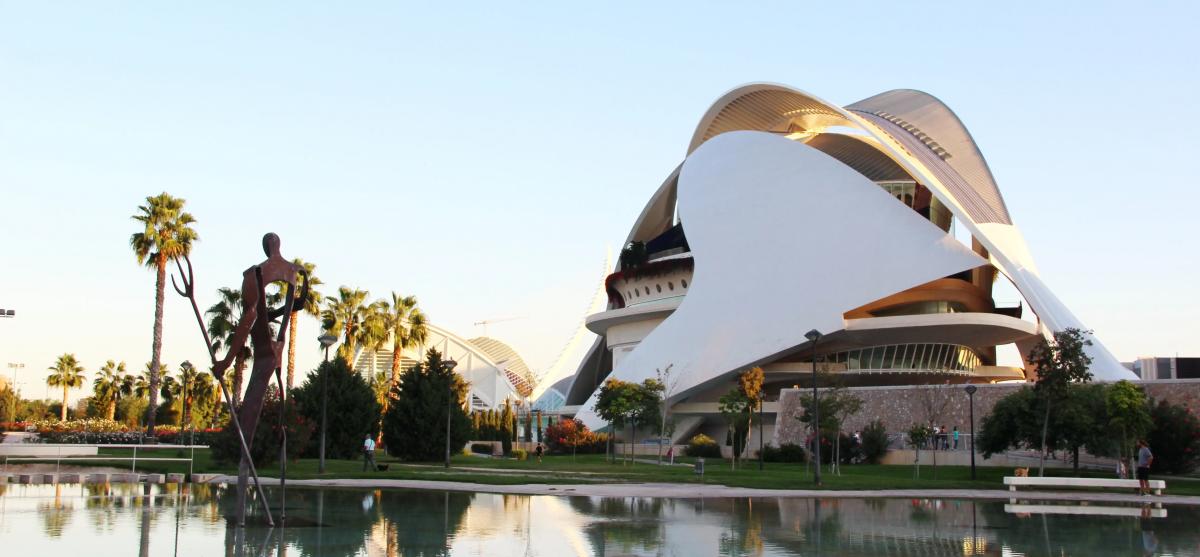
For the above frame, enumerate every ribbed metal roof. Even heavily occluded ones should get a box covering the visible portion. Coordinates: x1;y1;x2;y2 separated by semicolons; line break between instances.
848;90;1011;224
468;336;535;398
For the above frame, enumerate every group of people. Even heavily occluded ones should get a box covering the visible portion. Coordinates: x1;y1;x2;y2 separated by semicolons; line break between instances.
926;425;961;450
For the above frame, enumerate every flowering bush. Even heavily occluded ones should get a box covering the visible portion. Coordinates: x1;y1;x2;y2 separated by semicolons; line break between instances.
1148;399;1200;475
544;418;608;454
33;418;127;433
685;434;722;458
29;418;223;445
0;421;30;432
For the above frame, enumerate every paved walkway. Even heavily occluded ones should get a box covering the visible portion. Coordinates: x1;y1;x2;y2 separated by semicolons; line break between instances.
199;474;1200;506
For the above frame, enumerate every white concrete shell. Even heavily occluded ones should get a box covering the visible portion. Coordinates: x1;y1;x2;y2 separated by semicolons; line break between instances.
573;83;1134;429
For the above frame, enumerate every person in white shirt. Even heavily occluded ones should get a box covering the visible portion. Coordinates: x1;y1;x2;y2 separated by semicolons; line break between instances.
363;435;377;472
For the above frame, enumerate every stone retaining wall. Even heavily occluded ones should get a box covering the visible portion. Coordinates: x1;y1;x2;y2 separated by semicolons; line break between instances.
775;379;1200;445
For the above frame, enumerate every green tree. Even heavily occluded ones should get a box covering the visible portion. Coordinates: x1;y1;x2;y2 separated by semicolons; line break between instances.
382;349;470;461
130;192;198;433
292;358;381;459
594;378;641;464
1106;379;1152;474
1147;398;1200;474
906;423;933;478
500;400;515;455
206;287;251;406
46;354;85;421
1030;327;1093;476
381;292;428;391
718;388;752;469
92;360;129;421
322;286;371;364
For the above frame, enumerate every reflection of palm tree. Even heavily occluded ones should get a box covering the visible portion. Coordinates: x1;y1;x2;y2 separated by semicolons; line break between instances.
46;354;85;421
39;484;74;537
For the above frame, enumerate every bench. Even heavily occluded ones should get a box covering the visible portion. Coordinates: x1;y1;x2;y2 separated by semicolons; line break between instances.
1004;476;1165;495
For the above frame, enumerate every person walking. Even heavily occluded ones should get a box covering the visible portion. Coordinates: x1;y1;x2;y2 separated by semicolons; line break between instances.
534;442;544;463
1136;439;1154;495
952;426;960;450
363;434;377;472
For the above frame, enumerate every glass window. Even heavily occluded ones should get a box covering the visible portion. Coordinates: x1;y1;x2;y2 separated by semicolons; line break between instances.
847;350;860;370
656;284;662;293
668;282;674;291
681;279;688;288
644;287;650;295
881;346;897;369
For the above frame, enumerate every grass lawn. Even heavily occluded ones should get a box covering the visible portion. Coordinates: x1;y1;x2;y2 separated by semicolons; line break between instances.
67;449;1200;496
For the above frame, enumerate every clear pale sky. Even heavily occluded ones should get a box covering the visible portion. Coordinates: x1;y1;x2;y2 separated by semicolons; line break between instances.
1;3;1197;403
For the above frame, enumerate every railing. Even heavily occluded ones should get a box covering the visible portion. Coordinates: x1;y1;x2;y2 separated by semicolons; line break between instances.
2;443;208;477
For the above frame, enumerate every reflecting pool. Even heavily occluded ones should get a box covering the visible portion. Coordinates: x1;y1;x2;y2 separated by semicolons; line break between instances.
2;483;1198;556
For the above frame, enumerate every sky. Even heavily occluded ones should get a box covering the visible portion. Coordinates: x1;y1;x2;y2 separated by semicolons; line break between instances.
1;2;1197;404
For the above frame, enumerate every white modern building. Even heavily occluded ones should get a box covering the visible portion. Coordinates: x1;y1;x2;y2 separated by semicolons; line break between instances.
565;83;1136;440
351;323;535;411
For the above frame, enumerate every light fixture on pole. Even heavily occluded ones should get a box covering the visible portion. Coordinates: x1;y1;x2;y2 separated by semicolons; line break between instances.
443;359;459;469
6;363;24;423
965;384;978;480
804;329;822;486
317;333;338;474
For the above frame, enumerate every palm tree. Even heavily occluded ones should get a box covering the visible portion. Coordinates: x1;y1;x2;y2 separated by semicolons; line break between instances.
281;259;322;389
206;287;251;406
381;293;428;388
174;363;202;428
132;364;159;400
358;301;391;377
46;354;85;421
321;287;371;365
130;192;198;433
92;360;129;421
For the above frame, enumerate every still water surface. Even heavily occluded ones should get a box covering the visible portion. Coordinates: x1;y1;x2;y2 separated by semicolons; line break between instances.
1;483;1198;556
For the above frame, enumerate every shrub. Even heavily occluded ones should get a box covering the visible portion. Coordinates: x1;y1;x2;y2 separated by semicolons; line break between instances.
383;349;471;461
470;443;494;454
512;448;527;461
1148;399;1200;475
760;442;806;463
544;418;608;454
685;434;722;458
292;358;381;460
860;420;890;464
212;387;314;466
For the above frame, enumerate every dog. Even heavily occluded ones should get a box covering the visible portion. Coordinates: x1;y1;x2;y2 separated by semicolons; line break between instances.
1014;467;1029;477
376;464;389;472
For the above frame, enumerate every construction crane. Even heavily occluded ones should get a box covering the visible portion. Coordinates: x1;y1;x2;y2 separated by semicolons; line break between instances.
473;316;525;337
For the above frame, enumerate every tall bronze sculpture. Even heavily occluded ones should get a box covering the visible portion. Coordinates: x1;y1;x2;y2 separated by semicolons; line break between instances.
172;233;310;527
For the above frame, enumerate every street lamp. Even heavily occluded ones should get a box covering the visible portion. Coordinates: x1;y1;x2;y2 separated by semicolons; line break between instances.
804;329;822;486
443;359;458;469
317;333;338;474
6;363;24;423
964;384;978;480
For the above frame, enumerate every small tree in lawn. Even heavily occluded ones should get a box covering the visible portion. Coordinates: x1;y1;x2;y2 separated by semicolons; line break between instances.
382;348;471;461
907;423;932;479
594;378;636;464
633;378;665;464
737;367;765;466
718;388;753;470
1106;380;1152;476
828;387;863;476
654;364;679;464
916;383;953;478
1031;328;1093;477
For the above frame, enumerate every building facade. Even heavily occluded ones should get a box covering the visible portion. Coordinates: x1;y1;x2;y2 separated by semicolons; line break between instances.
562;83;1136;443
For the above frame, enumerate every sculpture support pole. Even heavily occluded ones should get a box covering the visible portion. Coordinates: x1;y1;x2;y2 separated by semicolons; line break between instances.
172;256;273;527
275;366;287;524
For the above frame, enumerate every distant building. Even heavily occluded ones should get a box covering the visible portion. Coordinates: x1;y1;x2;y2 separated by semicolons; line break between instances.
1126;357;1200;380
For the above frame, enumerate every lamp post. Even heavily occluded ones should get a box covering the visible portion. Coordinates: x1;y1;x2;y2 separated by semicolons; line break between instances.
965;384;978;480
317;333;338;474
804;329;822;485
443;359;458;469
6;363;24;423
